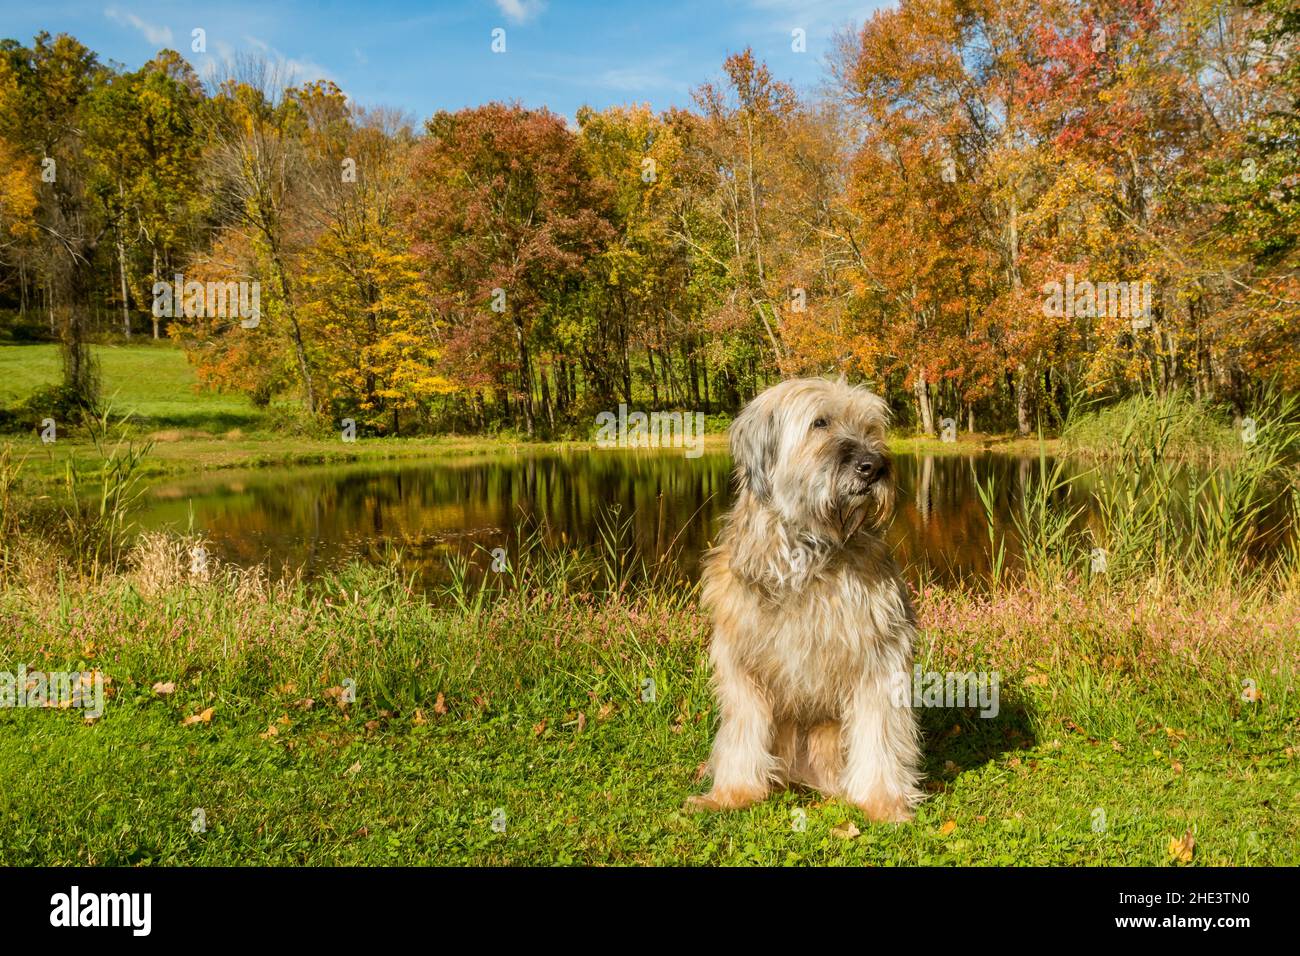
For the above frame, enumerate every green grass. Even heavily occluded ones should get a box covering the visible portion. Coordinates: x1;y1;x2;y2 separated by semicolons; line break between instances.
0;550;1295;866
0;343;263;433
12;432;608;485
2;693;1291;866
1062;391;1241;462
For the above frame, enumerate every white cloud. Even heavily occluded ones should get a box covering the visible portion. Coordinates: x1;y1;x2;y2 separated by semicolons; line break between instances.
104;7;174;46
494;0;546;26
741;0;886;37
596;67;687;94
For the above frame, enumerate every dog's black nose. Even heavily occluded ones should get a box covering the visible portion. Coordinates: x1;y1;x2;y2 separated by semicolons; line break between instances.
855;452;885;481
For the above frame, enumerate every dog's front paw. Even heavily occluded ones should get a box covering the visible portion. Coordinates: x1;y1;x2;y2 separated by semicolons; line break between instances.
850;793;916;823
683;786;766;812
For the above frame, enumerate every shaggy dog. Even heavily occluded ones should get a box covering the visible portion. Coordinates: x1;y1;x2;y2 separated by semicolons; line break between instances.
687;378;923;821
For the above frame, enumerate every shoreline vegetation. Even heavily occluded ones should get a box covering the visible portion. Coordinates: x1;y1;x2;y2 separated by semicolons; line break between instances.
2;343;1283;485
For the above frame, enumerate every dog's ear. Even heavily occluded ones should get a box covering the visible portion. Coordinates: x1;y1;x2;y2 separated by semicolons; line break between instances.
730;394;778;501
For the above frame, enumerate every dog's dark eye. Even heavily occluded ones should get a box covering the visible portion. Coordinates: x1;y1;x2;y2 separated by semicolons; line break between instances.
812;417;829;429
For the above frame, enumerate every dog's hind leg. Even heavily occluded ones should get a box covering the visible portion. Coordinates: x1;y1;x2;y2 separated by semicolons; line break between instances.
686;640;777;811
802;720;845;795
772;719;800;788
779;720;842;794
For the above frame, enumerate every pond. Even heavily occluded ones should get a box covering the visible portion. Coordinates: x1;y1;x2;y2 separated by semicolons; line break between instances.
133;448;1286;590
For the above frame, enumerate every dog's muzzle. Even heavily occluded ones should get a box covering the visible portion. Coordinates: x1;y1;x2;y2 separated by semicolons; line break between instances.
852;455;883;481
853;451;886;489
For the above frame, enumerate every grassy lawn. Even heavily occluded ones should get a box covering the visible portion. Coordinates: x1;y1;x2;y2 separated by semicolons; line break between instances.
0;343;262;433
12;433;614;485
1;551;1294;866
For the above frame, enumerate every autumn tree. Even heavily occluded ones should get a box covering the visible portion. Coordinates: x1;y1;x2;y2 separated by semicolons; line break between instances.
294;83;449;433
201;59;318;413
0;32;108;408
403;103;612;435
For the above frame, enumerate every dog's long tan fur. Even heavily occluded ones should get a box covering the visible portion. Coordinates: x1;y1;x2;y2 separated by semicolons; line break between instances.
688;378;923;821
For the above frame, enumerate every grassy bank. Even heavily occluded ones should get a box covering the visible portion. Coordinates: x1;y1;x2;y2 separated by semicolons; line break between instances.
12;344;1285;485
0;343;1050;484
0;539;1295;866
1;343;728;484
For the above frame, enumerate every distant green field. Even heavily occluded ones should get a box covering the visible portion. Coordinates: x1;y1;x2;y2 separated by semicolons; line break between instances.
0;343;262;431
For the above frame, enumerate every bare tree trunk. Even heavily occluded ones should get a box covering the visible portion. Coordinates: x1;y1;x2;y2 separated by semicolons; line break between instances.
117;237;131;339
271;256;316;414
514;317;534;436
58;244;100;410
540;361;554;432
151;248;161;339
914;370;935;436
1016;364;1031;437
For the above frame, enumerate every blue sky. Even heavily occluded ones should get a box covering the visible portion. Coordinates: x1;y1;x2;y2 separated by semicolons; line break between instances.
0;0;890;123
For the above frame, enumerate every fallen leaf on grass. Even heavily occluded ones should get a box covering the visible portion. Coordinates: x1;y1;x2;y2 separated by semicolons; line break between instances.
939;820;957;836
151;681;175;696
344;761;361;777
533;718;547;737
181;707;214;727
433;692;448;715
831;822;861;840
1168;829;1195;864
323;686;350;710
597;702;615;720
576;711;587;733
413;709;427;726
